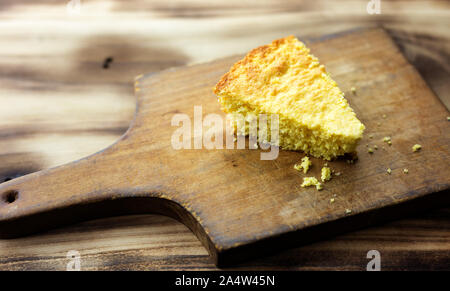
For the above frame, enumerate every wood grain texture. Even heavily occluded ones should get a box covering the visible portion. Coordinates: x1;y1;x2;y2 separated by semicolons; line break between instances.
0;0;449;270
0;28;449;266
1;208;449;271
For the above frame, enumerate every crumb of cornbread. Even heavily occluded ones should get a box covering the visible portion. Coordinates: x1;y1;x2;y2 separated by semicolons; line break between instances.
345;209;352;214
383;136;392;146
382;114;387;119
294;156;312;173
403;168;409;174
387;168;392;174
213;36;365;160
412;144;422;152
374;145;378;150
368;148;374;154
301;177;323;190
447;116;450;121
351;87;356;94
321;166;332;182
301;177;318;187
330;198;335;204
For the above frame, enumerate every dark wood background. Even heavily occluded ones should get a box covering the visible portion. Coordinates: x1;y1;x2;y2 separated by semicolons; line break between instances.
0;0;449;270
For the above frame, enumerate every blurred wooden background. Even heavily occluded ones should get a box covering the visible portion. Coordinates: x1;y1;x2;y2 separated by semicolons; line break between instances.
0;0;449;270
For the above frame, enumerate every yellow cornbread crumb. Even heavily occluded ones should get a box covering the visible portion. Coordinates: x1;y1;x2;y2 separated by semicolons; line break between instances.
345;209;352;214
447;116;450;121
301;177;318;187
383;136;392;146
374;145;378;150
321;166;332;182
213;36;365;160
294;156;312;174
368;148;374;154
412;144;422;152
382;114;387;119
369;134;373;139
351;87;356;94
387;168;392;174
301;177;323;190
403;168;409;174
330;198;335;204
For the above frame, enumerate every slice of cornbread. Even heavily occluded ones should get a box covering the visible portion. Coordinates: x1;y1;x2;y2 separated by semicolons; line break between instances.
213;36;365;160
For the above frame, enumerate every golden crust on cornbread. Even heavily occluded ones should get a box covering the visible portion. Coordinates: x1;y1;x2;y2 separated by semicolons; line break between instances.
214;36;365;160
215;37;293;93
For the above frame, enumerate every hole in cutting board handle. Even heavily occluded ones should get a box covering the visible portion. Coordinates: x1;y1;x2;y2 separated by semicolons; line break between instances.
2;190;19;204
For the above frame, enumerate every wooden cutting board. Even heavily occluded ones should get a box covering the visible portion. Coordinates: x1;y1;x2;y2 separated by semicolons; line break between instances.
0;28;449;266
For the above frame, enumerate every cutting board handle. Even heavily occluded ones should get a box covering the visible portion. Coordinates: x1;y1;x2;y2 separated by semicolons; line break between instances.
0;140;171;238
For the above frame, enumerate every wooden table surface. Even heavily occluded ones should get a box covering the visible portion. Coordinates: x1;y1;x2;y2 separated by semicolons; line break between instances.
0;0;449;270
